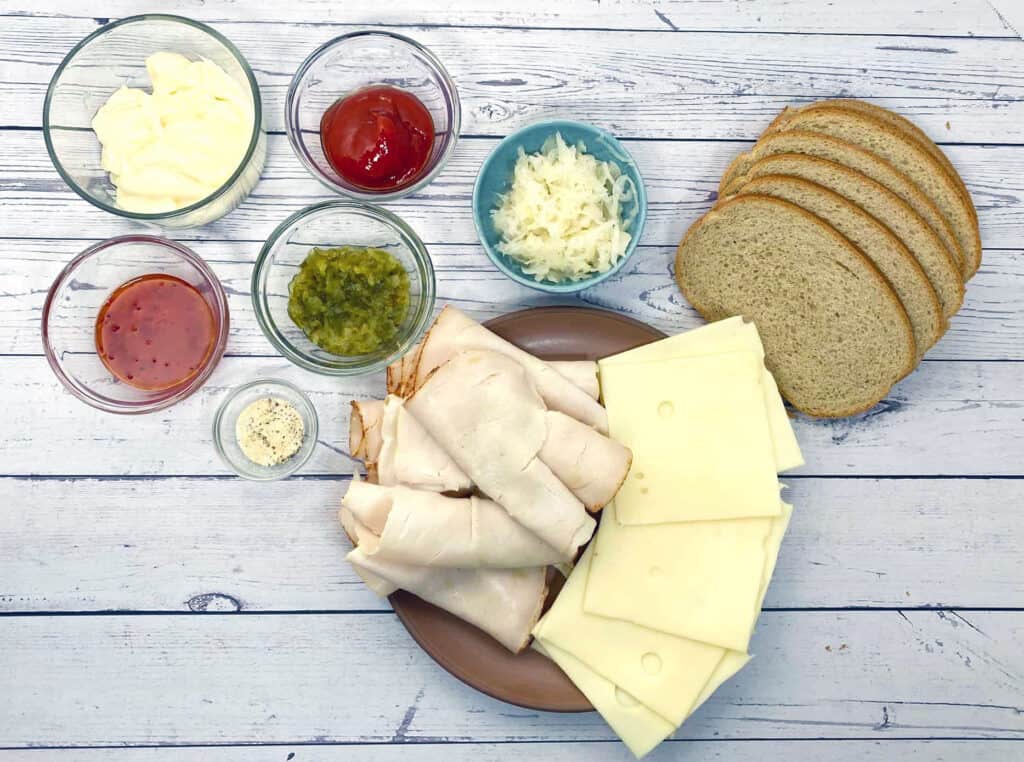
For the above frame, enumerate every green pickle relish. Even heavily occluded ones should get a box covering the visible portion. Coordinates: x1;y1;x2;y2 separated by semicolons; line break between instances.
287;246;411;355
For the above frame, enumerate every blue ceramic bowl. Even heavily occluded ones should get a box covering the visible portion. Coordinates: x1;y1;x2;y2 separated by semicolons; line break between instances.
472;120;647;294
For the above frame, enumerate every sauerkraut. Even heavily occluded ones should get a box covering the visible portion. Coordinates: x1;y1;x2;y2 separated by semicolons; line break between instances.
491;133;636;283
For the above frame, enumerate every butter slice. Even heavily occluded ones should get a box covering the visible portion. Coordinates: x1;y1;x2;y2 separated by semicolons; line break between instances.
601;351;783;525
534;543;724;725
533;640;674;759
584;502;792;652
600;317;803;473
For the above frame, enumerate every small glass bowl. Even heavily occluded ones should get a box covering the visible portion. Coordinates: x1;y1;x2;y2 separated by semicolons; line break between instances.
44;14;266;229
42;235;229;414
286;31;460;201
253;201;436;376
213;379;319;481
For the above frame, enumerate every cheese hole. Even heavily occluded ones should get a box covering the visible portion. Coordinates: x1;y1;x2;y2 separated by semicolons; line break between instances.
649;566;663;577
640;486;649;495
615;688;639;708
641;652;662;675
657;400;675;418
634;471;645;481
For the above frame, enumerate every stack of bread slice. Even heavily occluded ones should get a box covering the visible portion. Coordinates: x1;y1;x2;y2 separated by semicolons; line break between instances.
676;99;979;417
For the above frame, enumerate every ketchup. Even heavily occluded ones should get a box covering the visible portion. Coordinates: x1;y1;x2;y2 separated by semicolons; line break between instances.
95;274;216;391
320;85;435;192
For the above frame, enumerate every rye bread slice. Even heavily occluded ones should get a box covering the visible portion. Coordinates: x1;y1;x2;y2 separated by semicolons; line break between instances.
723;153;964;320
773;99;979;243
760;107;980;279
675;195;915;417
730;174;942;362
718;130;964;279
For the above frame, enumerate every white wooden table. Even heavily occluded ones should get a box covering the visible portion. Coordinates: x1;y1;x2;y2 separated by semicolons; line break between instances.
2;1;1023;759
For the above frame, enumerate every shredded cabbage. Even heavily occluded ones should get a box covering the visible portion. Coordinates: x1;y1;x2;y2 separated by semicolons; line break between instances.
491;132;636;283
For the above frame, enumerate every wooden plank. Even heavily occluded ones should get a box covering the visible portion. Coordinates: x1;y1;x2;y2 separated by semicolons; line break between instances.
1;476;1021;613
5;0;1017;36
1;356;1022;477
3;130;1023;248
1;740;1023;761
5;18;1024;140
8;238;1023;360
0;611;1020;746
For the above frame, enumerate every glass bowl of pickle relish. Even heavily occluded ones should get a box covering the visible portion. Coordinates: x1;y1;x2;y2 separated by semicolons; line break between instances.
253;200;435;376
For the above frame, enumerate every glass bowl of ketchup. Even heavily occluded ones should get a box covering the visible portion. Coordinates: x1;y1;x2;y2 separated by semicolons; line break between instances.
286;31;460;201
42;235;230;414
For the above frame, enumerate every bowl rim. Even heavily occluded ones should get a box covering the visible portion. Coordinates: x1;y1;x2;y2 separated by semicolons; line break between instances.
212;377;320;481
284;29;462;202
252;200;436;376
41;234;231;414
42;13;265;222
471;118;649;294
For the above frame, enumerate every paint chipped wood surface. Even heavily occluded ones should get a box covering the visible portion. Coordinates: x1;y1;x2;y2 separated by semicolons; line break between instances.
1;0;1022;759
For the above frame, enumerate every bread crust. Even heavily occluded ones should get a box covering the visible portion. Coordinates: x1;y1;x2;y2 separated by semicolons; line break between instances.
719;129;965;281
722;151;965;319
675;194;916;418
733;173;944;361
767;105;980;278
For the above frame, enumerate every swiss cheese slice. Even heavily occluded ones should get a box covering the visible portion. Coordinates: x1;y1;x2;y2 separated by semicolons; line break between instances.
584;502;793;652
693;650;750;712
533;543;725;725
601;350;782;524
533;640;675;759
600;317;803;472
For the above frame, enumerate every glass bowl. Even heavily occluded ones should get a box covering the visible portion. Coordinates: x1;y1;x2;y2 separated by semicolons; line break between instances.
253;201;436;376
286;31;460;201
43;14;266;229
42;235;230;414
213;379;318;481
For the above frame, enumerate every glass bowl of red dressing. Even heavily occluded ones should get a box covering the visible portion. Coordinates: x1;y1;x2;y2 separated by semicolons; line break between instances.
42;235;229;414
285;31;461;201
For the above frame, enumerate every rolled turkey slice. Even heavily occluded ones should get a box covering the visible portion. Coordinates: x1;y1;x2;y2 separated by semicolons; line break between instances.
386;342;422;398
407;306;609;433
347;548;548;653
349;396;472;493
390;345;600;404
342;480;568;567
351;395;626;508
540;411;632;511
377;395;473;493
406;350;596;557
547;360;599;401
338;505;396;597
349;400;385;461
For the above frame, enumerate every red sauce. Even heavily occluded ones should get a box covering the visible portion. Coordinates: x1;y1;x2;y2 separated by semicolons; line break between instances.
320;85;435;192
95;274;216;391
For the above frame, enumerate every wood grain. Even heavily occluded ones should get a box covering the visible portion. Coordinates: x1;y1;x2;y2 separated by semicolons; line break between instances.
6;0;1020;36
5;17;1024;140
3;131;1024;248
10;238;1024;359
0;610;1021;747
2;741;1023;760
2;356;1023;477
3;1;1024;757
1;476;1022;613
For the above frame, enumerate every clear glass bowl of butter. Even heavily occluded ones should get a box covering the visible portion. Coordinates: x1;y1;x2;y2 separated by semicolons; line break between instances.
44;14;267;229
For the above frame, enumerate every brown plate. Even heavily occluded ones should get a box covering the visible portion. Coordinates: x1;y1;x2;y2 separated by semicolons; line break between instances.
390;306;665;712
